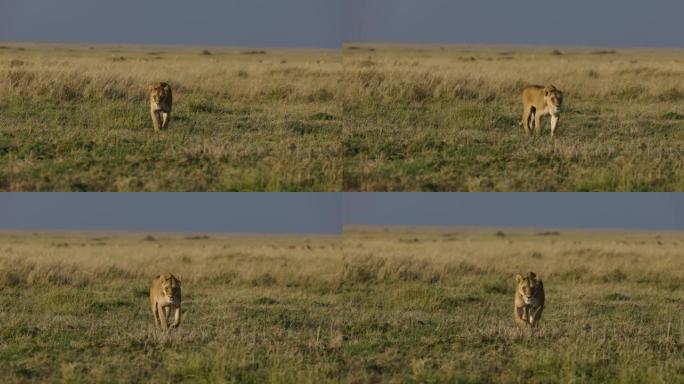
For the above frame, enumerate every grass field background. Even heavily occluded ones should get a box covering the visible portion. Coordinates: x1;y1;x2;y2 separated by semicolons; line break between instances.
0;232;344;382
343;44;684;191
4;43;684;192
341;226;684;382
2;229;684;382
0;43;341;191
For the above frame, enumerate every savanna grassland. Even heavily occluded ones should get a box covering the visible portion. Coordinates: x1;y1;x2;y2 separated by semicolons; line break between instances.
3;229;684;383
0;43;341;191
343;44;684;191
0;231;345;383
342;226;684;383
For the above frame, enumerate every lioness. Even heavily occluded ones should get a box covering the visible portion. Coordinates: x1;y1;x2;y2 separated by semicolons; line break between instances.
514;272;545;328
521;85;563;136
148;82;172;131
150;272;181;331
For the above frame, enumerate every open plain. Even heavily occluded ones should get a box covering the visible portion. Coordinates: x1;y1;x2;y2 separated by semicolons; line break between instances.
343;44;684;191
340;226;684;382
3;228;684;382
0;43;341;191
0;231;343;382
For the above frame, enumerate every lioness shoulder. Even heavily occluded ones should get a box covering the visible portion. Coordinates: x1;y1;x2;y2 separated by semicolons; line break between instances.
148;82;173;131
150;272;181;331
514;272;545;328
521;85;563;136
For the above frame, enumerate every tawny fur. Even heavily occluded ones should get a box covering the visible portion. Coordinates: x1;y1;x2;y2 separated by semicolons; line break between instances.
148;82;173;131
521;85;563;136
150;272;181;331
514;272;545;328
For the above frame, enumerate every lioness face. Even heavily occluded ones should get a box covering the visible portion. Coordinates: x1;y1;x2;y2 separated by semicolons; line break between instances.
160;275;178;303
150;87;163;107
517;275;540;304
544;87;563;114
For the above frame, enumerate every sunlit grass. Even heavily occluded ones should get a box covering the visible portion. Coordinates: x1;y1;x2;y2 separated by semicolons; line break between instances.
338;226;684;382
343;44;684;191
3;228;684;382
0;231;343;383
0;43;341;191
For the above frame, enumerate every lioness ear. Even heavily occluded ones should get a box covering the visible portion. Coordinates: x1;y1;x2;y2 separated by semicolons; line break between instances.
528;272;537;279
516;274;523;283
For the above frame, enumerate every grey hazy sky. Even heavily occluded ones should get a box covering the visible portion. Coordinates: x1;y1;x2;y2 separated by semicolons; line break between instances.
344;0;684;48
0;0;342;48
3;193;682;234
343;193;684;230
0;193;341;234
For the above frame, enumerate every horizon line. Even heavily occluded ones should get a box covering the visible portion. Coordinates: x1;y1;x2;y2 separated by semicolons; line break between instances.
343;41;684;51
0;40;342;51
0;228;341;237
343;224;684;232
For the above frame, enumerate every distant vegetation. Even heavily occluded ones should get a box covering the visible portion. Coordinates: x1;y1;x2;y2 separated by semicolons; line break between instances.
343;44;684;191
0;44;341;191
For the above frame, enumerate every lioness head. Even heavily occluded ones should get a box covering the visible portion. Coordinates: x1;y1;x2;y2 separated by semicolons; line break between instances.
149;82;170;107
544;85;563;114
516;272;541;304
159;273;180;303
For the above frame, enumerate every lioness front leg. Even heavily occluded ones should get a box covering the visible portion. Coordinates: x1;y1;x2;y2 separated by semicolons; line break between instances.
152;305;161;329
530;306;544;328
151;110;161;131
172;305;181;328
157;303;168;331
550;114;559;137
161;112;170;130
514;307;528;327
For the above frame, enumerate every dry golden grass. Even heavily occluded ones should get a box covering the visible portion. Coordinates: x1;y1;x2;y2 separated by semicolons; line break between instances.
0;231;343;382
0;43;341;191
341;225;684;382
3;228;684;382
343;44;684;191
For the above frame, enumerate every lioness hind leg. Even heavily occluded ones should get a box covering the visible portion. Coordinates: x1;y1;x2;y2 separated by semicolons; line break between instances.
522;108;532;134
